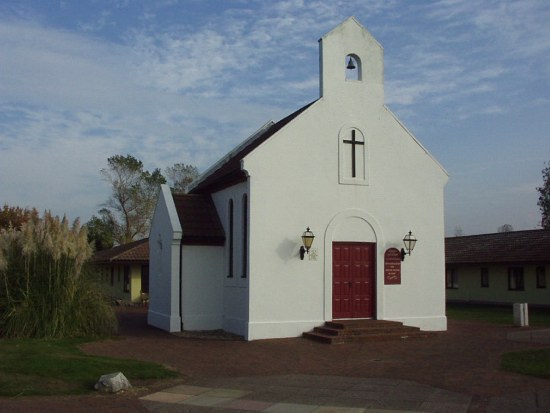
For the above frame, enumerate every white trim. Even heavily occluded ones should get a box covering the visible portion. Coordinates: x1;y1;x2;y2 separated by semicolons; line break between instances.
161;184;182;236
147;309;181;332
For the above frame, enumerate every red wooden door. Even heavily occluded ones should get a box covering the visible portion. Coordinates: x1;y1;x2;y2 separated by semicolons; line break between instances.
332;242;375;319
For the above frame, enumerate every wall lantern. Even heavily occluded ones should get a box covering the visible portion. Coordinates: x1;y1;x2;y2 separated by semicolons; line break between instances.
300;227;315;260
400;231;417;261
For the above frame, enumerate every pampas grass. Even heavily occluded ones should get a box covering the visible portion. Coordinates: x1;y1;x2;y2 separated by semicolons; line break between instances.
0;212;117;338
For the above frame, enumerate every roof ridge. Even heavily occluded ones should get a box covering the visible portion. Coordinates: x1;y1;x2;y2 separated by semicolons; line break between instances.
190;100;318;194
188;121;275;193
91;237;149;263
448;228;549;239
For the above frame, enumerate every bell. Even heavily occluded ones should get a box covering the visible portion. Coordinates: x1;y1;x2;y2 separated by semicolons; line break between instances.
346;57;356;70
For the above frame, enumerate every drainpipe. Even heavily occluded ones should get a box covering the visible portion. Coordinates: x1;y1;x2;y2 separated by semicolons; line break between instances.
179;241;184;332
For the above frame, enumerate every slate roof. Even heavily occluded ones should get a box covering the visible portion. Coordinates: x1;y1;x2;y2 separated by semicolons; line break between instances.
190;100;317;194
172;193;225;246
445;229;550;265
92;238;149;264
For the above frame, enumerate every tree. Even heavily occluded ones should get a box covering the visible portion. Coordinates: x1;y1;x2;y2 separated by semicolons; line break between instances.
101;155;166;244
453;226;465;237
0;204;38;230
165;163;200;194
85;208;116;251
537;162;550;229
498;224;514;233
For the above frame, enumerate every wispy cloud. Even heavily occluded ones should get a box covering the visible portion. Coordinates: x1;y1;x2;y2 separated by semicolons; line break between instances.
0;0;547;234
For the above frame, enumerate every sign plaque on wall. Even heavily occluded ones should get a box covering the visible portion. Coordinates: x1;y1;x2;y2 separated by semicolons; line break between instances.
384;248;401;285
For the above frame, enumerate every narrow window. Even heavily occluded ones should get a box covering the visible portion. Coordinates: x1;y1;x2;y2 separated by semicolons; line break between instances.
480;268;489;288
242;194;248;278
123;265;130;293
110;266;114;286
508;267;524;291
339;126;367;185
537;266;546;289
228;199;234;278
141;264;149;293
446;268;458;289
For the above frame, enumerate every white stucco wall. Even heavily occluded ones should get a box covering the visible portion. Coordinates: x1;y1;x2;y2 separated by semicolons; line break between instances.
148;184;183;332
211;182;250;338
240;18;448;340
180;245;224;330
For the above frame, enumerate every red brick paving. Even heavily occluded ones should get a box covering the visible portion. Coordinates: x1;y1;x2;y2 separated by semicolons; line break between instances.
1;306;549;413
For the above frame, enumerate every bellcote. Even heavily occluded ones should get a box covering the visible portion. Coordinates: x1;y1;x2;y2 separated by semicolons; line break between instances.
318;17;384;106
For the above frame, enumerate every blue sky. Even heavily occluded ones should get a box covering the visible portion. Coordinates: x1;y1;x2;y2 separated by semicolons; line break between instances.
1;0;548;236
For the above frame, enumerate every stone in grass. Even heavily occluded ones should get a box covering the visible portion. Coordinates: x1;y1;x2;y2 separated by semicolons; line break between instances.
94;372;132;393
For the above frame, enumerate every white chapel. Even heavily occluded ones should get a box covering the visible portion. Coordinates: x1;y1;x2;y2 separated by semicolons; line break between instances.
148;17;449;340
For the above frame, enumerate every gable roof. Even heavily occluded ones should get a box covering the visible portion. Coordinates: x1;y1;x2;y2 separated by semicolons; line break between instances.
445;229;550;265
190;100;317;194
319;16;382;49
172;193;225;246
92;238;149;264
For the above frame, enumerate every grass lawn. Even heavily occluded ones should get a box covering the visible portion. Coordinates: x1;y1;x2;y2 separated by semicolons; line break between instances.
447;303;550;379
502;349;550;379
0;338;178;397
446;303;550;326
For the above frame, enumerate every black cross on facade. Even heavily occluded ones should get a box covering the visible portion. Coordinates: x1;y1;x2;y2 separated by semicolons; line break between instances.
343;129;364;178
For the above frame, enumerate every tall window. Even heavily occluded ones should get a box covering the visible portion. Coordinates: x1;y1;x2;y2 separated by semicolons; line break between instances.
446;269;458;289
480;268;489;288
339;127;367;185
123;265;130;293
228;199;234;278
242;194;248;278
508;267;524;291
537;266;546;289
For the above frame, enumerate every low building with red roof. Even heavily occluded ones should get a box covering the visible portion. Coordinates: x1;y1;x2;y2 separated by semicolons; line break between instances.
445;229;550;306
91;238;149;304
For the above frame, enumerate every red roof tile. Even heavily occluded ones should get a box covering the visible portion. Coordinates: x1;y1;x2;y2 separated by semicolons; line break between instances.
91;238;149;264
172;193;225;246
445;229;550;265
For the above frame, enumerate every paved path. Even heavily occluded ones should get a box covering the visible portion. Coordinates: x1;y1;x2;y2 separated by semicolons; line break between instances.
507;328;550;344
141;375;473;413
2;308;550;413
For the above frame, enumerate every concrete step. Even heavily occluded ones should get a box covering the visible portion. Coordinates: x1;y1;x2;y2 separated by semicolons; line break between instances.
313;325;422;337
324;319;405;330
303;320;435;344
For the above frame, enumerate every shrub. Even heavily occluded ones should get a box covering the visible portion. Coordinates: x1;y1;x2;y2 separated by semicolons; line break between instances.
0;212;117;338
